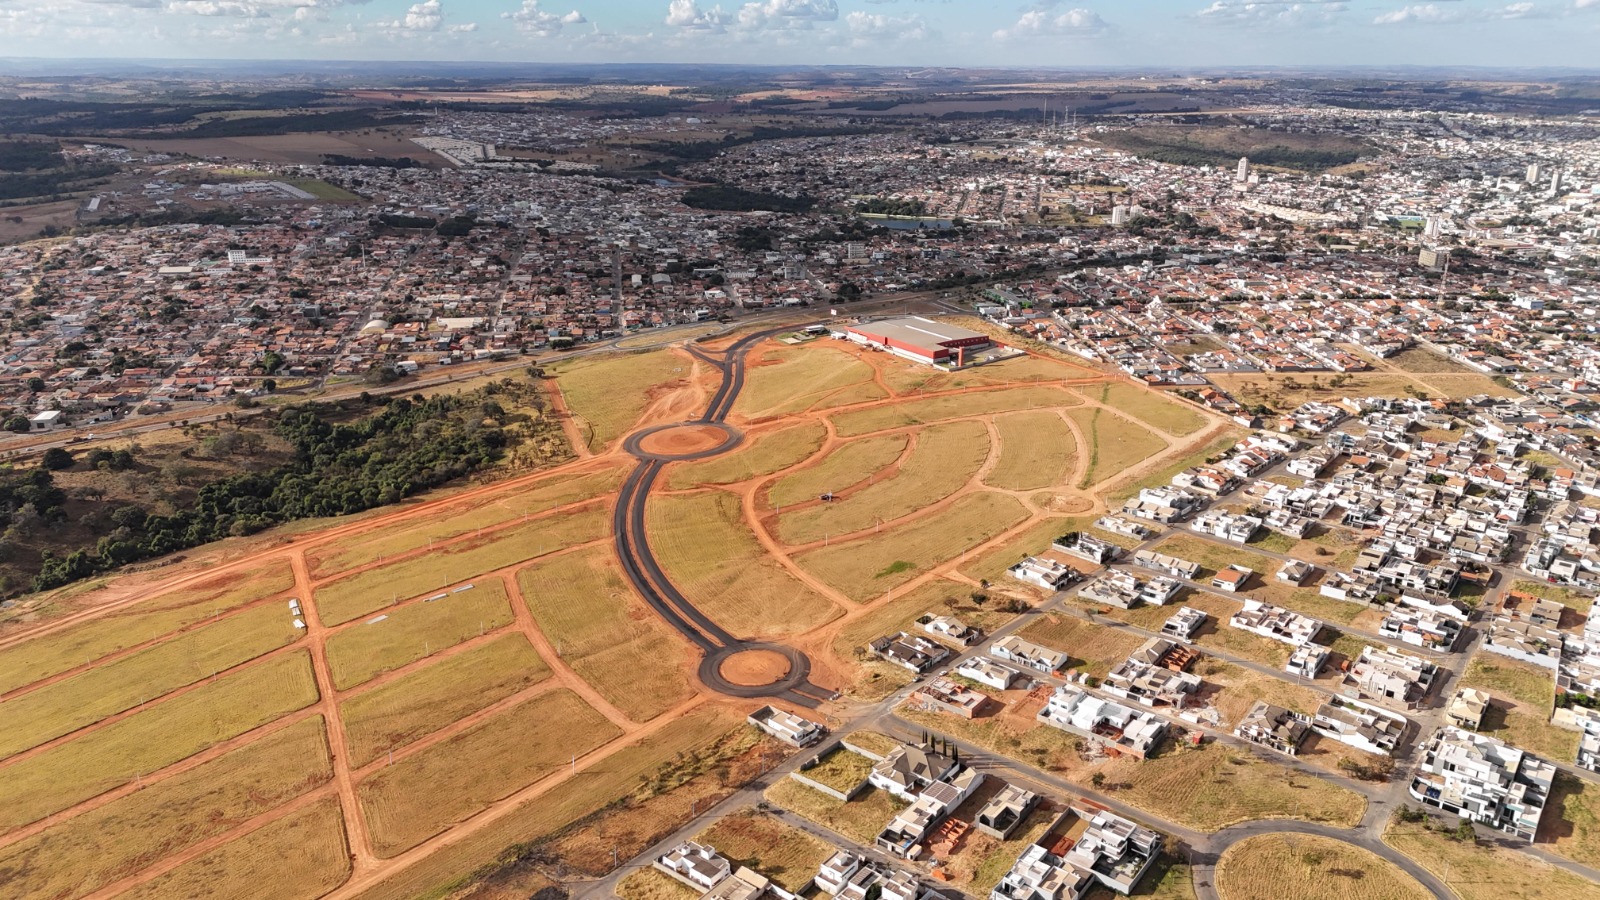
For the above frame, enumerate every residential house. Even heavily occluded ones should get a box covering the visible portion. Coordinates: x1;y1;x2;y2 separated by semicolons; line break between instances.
992;636;1070;673
1037;687;1167;759
1409;726;1555;842
1235;701;1312;756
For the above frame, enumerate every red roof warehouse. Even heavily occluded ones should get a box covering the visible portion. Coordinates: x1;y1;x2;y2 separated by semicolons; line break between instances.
841;316;993;368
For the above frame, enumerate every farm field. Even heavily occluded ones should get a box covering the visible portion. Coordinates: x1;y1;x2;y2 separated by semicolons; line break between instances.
648;490;840;637
766;432;908;508
986;410;1078;490
666;420;827;489
357;688;620;856
339;633;550;767
313;502;609;626
323;580;515;690
519;545;697;721
774;419;989;544
1216;833;1430;900
796;491;1031;601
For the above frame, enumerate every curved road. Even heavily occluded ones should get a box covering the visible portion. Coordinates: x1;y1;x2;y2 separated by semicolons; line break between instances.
612;326;835;706
1191;821;1454;900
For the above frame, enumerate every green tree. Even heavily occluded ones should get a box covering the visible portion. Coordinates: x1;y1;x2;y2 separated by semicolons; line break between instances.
40;447;74;470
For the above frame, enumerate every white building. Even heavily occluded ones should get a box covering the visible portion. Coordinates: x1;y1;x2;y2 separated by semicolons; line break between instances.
1409;726;1555;842
1037;687;1166;759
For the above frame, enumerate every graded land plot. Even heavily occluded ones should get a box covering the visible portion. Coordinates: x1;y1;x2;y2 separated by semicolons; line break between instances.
1152;534;1276;581
766;433;909;508
306;467;625;577
764;780;908;846
1016;612;1148;679
0;715;332;900
1090;740;1366;832
0;601;301;760
1216;833;1430;900
358;688;621;857
1079;382;1208;437
1458;655;1578;761
734;344;880;418
1386;813;1600;900
811;380;893;411
830;579;1015;701
345;705;744;900
878;352;1089;396
1066;405;1169;488
1541;773;1600;867
695;811;833;893
519;546;696;721
341;634;550;768
829;386;1079;437
0;558;295;695
802;748;876;794
118;796;351;900
552;350;691;452
324;580;515;691
0;650;320;832
647;491;839;638
667;420;827;489
776;419;989;545
956;515;1092;588
314;502;609;626
986;410;1078;491
796;492;1031;602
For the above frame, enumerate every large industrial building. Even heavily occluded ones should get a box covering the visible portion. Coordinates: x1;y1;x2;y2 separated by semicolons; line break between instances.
840;316;993;368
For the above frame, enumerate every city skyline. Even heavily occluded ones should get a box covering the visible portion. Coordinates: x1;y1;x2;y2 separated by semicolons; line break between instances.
3;0;1600;69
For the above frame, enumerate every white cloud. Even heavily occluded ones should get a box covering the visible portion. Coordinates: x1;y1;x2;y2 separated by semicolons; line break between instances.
994;6;1107;39
503;0;585;35
1374;1;1549;23
1196;0;1347;26
390;0;441;30
845;9;930;41
666;0;725;29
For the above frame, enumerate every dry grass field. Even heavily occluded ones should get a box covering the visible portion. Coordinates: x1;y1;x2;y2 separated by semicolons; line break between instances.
986;410;1078;491
1388;348;1474;374
1017;612;1148;679
767;433;908;508
956;514;1090;587
1090;741;1366;832
1543;774;1600;867
1459;655;1577;761
349;705;746;900
314;502;609;626
619;869;700;900
0;601;300;760
1193;658;1326;726
0;559;295;694
119;796;351;900
324;580;515;690
1066;405;1168;487
358;688;620;857
0;650;320;832
306;467;624;577
340;633;550;767
519;546;697;721
552;350;692;451
775;419;989;544
797;491;1031;601
1208;371;1516;413
666;420;827;489
879;352;1089;395
1386;813;1600;900
0;715;331;900
1216;833;1430;900
695;810;833;892
829;386;1080;436
1081;383;1208;436
735;345;880;418
763;780;908;846
647;491;839;637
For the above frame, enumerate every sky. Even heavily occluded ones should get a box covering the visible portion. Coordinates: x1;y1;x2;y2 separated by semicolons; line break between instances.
1;0;1597;69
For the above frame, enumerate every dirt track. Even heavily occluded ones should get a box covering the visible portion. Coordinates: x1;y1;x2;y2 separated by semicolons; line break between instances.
0;328;1237;900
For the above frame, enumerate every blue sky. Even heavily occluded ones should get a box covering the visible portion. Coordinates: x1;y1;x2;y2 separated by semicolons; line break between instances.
2;0;1595;67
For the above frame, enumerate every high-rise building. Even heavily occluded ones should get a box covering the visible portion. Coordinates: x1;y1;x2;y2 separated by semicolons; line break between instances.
1237;157;1250;182
1550;170;1565;199
1527;162;1543;185
1111;205;1130;226
1424;217;1442;240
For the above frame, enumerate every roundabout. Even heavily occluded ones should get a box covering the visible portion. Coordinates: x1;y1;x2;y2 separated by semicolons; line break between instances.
624;421;743;461
698;643;815;699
